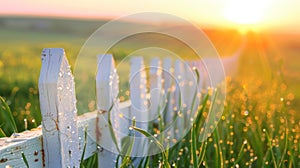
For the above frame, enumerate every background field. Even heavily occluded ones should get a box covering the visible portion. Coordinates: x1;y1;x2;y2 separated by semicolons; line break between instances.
0;16;299;167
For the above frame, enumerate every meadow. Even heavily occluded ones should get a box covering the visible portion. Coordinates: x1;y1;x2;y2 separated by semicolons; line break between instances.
0;17;299;167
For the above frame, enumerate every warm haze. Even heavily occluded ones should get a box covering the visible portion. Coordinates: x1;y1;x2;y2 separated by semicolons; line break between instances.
1;0;300;33
0;0;300;167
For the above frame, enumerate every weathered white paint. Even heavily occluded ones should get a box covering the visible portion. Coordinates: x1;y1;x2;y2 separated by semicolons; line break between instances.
162;58;172;94
149;58;162;121
38;48;80;168
162;58;174;125
0;102;131;168
0;129;43;168
183;62;195;109
130;57;148;159
173;60;185;139
130;57;148;127
96;54;121;168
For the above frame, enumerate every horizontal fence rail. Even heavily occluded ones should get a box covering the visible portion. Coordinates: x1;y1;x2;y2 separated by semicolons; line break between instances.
0;48;235;167
0;103;131;168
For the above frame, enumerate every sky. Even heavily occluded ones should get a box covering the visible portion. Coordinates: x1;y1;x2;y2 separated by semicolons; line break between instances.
1;0;300;32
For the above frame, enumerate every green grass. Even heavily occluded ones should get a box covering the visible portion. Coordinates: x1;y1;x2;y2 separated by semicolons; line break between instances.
0;17;299;167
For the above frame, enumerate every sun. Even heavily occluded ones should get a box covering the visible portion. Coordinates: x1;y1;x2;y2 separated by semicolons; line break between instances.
223;0;270;26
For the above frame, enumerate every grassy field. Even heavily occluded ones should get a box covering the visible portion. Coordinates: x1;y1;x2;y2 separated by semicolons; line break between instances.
0;17;299;167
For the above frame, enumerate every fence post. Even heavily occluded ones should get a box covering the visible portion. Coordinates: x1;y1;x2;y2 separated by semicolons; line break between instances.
96;54;121;168
38;48;80;168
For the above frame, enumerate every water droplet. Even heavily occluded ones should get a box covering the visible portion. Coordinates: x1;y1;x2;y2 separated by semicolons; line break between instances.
97;145;103;152
129;126;133;131
24;118;28;130
58;72;63;77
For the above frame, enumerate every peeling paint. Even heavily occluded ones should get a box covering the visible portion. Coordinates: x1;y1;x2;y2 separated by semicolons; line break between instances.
0;158;8;163
40;136;45;167
34;150;39;156
96;112;102;144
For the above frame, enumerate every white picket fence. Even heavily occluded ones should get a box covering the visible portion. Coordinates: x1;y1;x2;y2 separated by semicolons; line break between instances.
0;48;237;167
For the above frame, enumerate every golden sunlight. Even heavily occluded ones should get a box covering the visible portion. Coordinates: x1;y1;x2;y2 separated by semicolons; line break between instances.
223;0;271;25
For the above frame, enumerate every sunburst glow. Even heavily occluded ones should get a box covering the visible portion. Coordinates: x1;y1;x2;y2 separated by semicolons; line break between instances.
223;0;271;25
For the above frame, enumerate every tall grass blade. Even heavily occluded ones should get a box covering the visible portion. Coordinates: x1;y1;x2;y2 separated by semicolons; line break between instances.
232;140;247;167
80;127;88;168
0;128;6;137
132;126;170;168
278;118;288;168
265;129;278;168
190;125;198;168
0;123;7;137
120;119;136;168
21;152;29;168
197;140;207;166
0;96;18;133
107;102;121;153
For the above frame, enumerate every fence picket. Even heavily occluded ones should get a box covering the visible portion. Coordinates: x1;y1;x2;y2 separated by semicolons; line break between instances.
162;58;174;125
130;57;148;129
130;57;148;159
149;58;163;122
96;54;121;168
38;48;80;168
